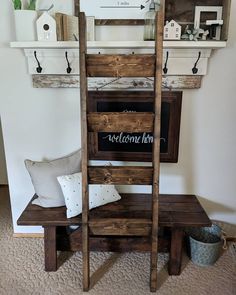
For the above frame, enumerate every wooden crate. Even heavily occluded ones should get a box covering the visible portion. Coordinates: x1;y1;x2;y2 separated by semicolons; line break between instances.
165;0;231;41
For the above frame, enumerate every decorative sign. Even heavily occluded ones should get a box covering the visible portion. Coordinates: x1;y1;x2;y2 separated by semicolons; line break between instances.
80;0;149;19
88;91;182;163
97;102;169;153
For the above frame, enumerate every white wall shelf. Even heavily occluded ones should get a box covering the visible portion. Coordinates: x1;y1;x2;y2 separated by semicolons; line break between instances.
10;40;227;49
10;40;227;88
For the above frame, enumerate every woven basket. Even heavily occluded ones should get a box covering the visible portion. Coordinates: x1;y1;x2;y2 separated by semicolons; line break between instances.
186;224;226;266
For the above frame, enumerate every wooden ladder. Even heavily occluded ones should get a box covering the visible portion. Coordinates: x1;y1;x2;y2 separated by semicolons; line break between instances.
79;4;164;292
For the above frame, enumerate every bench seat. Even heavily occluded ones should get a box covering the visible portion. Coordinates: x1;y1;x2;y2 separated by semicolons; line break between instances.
17;194;211;275
18;194;210;227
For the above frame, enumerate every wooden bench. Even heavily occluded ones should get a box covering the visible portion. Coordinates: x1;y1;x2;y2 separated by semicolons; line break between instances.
17;194;211;275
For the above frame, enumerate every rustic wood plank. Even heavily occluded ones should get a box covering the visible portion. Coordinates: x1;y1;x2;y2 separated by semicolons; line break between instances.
170;212;211;226
89;218;152;236
160;202;204;212
168;228;184;275
32;75;202;89
165;0;223;23
87;112;155;133
88;166;153;185
159;194;199;203
222;0;231;41
17;194;211;227
95;19;145;26
86;54;155;77
79;11;90;292
57;230;170;252
44;226;57;272
19;207;211;227
150;5;165;291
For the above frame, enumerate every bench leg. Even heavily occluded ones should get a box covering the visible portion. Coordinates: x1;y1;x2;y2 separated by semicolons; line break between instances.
44;226;57;272
83;224;90;291
168;227;183;275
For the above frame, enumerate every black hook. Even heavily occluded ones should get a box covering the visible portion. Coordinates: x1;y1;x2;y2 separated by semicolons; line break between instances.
192;51;201;74
163;51;169;74
34;51;42;73
65;51;72;74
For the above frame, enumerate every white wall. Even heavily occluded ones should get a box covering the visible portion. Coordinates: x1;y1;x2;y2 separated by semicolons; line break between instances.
0;0;235;234
0;120;8;184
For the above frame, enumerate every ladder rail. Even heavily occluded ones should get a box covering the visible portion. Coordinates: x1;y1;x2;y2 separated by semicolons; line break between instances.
150;2;165;292
79;11;90;292
79;1;164;290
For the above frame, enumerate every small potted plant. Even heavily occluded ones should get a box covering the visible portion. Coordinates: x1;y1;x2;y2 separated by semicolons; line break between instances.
13;0;38;41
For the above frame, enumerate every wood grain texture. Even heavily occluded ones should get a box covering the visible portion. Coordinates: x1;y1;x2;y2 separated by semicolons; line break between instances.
18;194;211;228
57;232;170;253
95;19;145;26
168;228;184;275
150;5;165;291
32;75;202;89
86;54;155;77
87;112;155;133
18;192;211;278
79;12;90;292
89;219;152;236
44;226;57;272
88;166;153;185
222;0;231;41
165;0;231;41
165;0;222;23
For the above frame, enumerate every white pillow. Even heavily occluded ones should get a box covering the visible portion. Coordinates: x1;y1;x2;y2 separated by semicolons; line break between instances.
25;150;81;208
57;172;121;218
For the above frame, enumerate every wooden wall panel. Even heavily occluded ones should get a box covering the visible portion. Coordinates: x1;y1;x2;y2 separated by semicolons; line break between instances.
32;75;202;89
88;166;153;185
86;55;155;77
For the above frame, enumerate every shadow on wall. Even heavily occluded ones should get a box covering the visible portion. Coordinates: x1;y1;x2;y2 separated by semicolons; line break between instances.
197;195;235;216
0;118;8;184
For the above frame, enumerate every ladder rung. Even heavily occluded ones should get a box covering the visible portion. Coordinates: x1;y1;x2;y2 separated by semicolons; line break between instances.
87;112;155;133
88;166;153;185
89;218;152;236
86;54;155;77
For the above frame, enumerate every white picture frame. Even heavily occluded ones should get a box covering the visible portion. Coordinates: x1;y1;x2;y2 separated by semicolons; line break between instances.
194;6;223;40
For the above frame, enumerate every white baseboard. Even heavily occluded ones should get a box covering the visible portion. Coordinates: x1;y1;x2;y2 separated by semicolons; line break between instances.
13;233;44;238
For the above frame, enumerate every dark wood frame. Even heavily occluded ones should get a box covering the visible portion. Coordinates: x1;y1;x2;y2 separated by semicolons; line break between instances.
164;0;231;41
88;91;182;163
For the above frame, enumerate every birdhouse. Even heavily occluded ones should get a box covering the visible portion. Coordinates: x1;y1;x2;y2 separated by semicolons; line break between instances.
164;20;181;40
36;12;57;41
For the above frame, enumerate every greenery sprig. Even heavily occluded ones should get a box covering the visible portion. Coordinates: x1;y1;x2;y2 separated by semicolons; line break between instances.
12;0;21;9
27;0;36;10
12;0;36;10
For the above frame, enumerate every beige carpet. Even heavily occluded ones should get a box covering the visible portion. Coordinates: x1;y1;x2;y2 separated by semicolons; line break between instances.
0;186;235;295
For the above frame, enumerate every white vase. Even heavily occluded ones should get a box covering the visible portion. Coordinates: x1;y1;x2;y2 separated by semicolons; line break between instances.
14;10;38;41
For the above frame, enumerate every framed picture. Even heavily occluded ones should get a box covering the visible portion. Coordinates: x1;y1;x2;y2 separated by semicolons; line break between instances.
194;6;223;40
88;91;182;163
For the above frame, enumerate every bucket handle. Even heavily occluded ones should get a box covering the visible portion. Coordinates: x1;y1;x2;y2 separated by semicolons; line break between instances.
221;230;227;250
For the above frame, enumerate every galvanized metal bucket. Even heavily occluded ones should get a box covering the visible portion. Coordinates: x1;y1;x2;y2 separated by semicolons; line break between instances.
186;224;227;267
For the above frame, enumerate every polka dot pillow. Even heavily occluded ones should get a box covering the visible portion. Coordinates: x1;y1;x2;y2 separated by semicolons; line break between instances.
57;172;121;218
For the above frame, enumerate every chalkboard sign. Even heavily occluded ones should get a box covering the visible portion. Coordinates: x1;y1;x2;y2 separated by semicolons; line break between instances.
88;91;182;163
